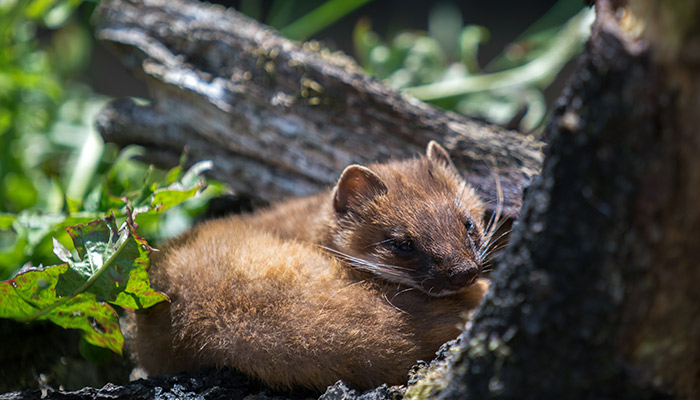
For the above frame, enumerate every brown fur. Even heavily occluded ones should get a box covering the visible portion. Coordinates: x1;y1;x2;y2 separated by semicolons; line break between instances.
132;142;491;391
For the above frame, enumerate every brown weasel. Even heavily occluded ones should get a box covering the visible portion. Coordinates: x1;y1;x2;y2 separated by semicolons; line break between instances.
132;141;493;391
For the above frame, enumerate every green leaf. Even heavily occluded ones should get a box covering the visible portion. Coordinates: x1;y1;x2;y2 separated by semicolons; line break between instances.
45;290;123;354
0;213;168;354
163;165;184;186
54;213;168;310
0;264;123;354
281;0;373;41
149;160;211;213
458;25;490;73
0;213;14;230
180;160;211;186
25;0;57;19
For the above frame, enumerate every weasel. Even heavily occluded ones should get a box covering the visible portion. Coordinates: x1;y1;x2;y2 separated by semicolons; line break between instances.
132;141;494;391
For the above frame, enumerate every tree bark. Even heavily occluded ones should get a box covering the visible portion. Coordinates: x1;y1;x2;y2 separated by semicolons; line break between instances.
93;0;543;219
413;1;698;399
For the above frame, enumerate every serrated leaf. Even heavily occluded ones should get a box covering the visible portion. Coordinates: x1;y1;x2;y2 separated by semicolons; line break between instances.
0;264;123;354
54;214;168;310
50;293;123;354
0;274;38;318
111;229;168;310
0;213;168;354
54;215;130;302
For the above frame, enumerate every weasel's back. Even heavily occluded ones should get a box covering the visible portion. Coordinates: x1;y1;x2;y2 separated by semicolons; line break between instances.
134;217;479;391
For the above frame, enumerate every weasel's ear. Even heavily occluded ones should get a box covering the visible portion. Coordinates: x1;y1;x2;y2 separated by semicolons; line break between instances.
426;140;459;174
333;165;388;215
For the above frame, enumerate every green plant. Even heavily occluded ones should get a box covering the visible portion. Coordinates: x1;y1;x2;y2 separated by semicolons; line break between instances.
353;0;593;131
0;0;225;356
0;160;216;354
238;0;374;41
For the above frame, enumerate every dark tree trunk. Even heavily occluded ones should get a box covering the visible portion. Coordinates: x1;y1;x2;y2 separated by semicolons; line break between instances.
5;0;698;399
416;1;699;399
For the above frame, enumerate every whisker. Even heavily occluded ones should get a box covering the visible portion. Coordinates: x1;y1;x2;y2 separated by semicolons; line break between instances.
391;287;415;301
480;217;510;253
484;212;509;238
484;243;508;258
481;161;505;252
364;238;394;249
317;246;414;284
480;229;512;257
320;246;415;272
383;293;411;315
480;228;512;253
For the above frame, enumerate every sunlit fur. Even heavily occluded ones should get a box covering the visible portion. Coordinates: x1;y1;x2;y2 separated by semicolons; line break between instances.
131;143;495;391
321;157;489;297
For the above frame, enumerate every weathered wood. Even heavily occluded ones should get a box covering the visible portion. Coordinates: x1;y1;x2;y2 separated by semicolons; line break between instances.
93;0;543;218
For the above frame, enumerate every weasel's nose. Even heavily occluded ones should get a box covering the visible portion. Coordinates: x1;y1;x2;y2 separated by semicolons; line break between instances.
449;268;478;287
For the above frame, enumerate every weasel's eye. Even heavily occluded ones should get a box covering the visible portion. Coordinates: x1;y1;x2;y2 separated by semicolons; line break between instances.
465;219;475;233
390;240;416;255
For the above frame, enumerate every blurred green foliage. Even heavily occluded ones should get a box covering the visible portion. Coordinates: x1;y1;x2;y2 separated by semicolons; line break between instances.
0;0;225;282
1;0;86;214
1;0;95;279
0;0;225;364
352;0;592;131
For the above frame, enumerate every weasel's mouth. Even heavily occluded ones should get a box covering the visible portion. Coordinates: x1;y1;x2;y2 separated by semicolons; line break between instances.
419;278;461;297
418;274;478;297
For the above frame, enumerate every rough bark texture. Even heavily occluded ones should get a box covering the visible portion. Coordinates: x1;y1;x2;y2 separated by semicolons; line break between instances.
616;0;700;396
0;368;314;400
1;369;405;400
417;1;698;399
93;0;543;219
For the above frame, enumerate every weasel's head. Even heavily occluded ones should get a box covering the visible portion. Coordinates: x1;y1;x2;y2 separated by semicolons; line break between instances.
329;141;488;297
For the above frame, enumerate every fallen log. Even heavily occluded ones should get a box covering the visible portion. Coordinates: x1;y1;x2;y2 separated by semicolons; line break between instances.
93;0;543;218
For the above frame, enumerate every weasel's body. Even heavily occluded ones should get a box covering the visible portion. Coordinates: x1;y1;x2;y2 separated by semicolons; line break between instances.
133;142;492;391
